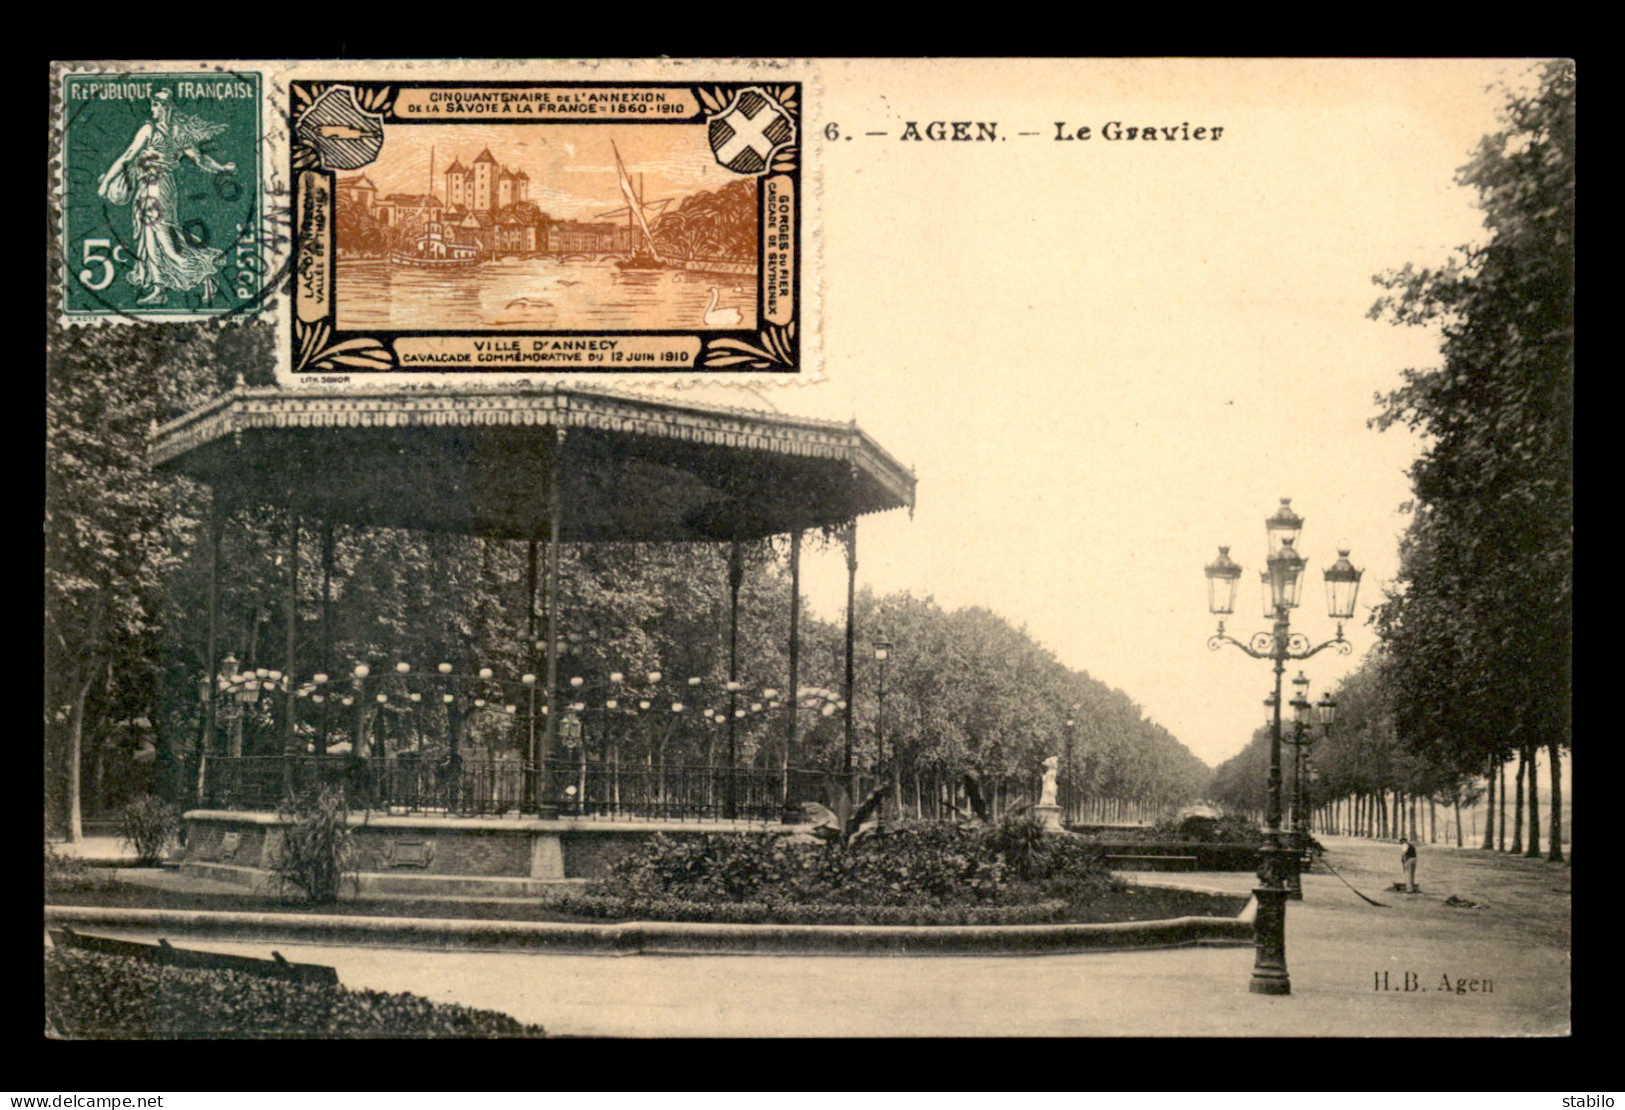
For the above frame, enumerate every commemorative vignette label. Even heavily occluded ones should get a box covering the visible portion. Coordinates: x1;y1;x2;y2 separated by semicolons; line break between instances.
289;79;804;377
59;69;268;321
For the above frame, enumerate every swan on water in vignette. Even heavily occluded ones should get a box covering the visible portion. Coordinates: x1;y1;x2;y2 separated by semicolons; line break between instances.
703;287;742;326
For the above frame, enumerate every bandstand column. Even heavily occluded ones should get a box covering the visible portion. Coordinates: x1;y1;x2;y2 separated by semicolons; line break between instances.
784;529;801;811
527;538;539;785
283;507;300;761
539;427;565;817
726;540;744;820
843;520;857;785
196;494;223;804
319;520;334;756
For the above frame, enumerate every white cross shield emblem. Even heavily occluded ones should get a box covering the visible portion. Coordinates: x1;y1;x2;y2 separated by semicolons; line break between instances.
707;87;795;175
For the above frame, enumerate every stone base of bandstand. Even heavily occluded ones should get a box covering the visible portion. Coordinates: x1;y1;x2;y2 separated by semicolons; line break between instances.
1033;804;1065;832
180;809;798;898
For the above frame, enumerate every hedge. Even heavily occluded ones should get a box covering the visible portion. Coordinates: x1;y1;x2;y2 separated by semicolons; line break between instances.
45;948;544;1039
44;846;122;894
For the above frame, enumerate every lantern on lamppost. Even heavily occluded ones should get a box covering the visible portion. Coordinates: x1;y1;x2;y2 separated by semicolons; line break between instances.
1205;547;1242;623
1204;497;1363;996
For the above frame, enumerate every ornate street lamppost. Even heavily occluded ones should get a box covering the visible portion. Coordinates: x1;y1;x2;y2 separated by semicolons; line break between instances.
1284;677;1339;895
1310;691;1337;840
1204;498;1363;996
1285;671;1314;900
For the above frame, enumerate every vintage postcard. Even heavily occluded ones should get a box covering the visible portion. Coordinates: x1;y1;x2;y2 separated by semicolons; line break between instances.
44;58;1571;1046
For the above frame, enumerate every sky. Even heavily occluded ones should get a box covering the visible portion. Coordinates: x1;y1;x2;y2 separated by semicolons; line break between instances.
362;122;738;220
723;58;1548;769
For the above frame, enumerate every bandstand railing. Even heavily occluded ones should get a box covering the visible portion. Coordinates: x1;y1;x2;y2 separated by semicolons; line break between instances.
201;755;866;823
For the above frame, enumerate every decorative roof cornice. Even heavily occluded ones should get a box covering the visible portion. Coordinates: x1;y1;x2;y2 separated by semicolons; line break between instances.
149;384;916;512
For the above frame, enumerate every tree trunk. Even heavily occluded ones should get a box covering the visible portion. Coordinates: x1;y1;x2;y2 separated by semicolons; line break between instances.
1454;797;1463;847
1496;761;1507;851
1524;745;1541;858
65;673;95;844
1480;763;1495;850
1510;748;1526;854
1428;798;1436;844
1547;738;1564;862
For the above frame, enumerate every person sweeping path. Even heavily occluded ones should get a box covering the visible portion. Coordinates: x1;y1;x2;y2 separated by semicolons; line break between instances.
1400;835;1419;893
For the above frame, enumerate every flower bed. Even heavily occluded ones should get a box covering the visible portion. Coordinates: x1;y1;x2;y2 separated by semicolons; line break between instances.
591;819;1120;917
45;947;544;1038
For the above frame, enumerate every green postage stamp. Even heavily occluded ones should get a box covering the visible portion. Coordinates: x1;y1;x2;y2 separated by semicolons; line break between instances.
58;69;267;320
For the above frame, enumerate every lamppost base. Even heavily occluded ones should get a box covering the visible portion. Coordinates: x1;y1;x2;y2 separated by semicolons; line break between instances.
1249;973;1292;996
1284;833;1305;900
1250;881;1292;996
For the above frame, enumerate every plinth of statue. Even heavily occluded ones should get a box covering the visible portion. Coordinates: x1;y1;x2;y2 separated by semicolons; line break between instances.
1033;804;1064;832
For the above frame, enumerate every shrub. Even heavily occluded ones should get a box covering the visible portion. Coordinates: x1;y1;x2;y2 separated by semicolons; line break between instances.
119;795;179;865
1144;814;1261;845
988;812;1048;880
1036;835;1117;901
269;785;357;903
1211;815;1265;845
45;948;544;1038
43;845;121;894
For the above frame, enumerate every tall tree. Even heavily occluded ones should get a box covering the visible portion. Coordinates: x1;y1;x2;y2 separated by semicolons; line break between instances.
1368;61;1573;859
46;318;267;838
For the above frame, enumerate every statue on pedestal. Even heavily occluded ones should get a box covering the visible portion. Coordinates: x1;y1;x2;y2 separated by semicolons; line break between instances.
1039;755;1059;807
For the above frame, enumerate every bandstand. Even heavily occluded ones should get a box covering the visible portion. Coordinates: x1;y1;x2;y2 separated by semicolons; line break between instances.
150;383;915;894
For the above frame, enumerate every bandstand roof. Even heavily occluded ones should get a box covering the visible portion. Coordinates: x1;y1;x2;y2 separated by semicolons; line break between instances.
149;384;917;543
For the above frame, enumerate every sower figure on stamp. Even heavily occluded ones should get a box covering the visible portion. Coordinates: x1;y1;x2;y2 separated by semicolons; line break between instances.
96;88;236;306
1400;834;1418;893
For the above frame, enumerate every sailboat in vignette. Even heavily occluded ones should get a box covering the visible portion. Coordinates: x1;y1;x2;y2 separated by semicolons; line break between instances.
601;141;672;271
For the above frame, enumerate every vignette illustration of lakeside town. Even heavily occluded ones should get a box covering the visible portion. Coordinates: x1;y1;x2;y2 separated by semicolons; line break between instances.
332;123;758;334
